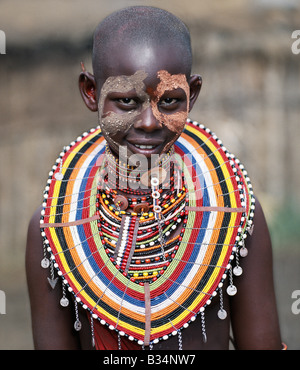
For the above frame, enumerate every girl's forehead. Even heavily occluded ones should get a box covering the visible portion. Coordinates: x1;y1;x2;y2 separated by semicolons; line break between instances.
97;43;189;87
100;69;189;97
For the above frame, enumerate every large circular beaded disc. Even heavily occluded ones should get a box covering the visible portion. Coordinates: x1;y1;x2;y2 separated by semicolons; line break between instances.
40;120;254;346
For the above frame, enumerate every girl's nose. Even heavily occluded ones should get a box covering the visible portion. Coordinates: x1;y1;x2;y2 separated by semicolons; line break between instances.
134;105;162;132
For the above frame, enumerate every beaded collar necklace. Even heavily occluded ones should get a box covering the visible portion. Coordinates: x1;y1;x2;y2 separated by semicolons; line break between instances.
40;120;255;349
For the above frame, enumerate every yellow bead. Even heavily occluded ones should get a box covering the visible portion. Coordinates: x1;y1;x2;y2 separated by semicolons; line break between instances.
143;272;148;277
153;271;158;276
171;198;175;203
104;200;109;205
102;194;106;198
133;273;139;277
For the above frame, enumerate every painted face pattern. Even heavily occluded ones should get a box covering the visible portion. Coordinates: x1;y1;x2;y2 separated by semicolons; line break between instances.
98;70;150;149
98;70;190;154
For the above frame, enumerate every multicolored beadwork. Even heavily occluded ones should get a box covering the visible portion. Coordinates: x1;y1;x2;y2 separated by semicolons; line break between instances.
40;120;255;347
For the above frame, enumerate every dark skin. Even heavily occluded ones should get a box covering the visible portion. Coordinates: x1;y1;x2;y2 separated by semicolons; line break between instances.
26;41;282;350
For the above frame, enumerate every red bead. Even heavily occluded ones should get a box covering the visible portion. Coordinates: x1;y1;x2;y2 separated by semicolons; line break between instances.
139;282;144;286
130;277;135;282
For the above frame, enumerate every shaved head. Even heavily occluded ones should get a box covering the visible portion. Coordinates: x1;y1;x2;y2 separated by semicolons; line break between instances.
92;6;192;87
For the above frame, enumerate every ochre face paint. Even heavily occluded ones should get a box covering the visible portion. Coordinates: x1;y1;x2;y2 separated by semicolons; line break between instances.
152;70;190;152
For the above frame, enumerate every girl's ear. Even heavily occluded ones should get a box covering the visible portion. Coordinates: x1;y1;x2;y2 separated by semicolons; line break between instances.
188;74;202;112
78;70;98;112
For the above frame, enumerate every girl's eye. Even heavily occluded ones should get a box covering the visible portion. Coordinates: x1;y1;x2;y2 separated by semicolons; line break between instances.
160;98;179;106
117;98;136;106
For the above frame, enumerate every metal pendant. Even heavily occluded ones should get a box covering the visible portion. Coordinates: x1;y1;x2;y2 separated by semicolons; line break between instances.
226;285;237;296
47;277;58;289
74;319;82;331
239;246;248;257
60;297;69;307
217;308;227;320
41;257;50;269
233;265;243;276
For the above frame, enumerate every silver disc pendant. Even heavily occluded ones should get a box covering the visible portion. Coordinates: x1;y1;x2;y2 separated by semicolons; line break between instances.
60;297;69;307
226;285;237;296
41;257;50;269
74;319;82;331
233;266;243;276
239;246;248;257
217;308;227;320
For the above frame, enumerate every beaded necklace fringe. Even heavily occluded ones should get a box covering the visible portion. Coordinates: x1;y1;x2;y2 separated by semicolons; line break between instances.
40;119;255;349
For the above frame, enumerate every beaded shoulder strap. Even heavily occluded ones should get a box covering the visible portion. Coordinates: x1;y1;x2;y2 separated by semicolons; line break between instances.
40;120;255;348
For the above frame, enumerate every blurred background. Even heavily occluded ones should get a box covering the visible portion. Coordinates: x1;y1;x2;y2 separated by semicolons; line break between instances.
0;0;299;349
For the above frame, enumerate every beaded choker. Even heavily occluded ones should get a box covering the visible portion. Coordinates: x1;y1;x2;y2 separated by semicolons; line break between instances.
40;120;255;349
